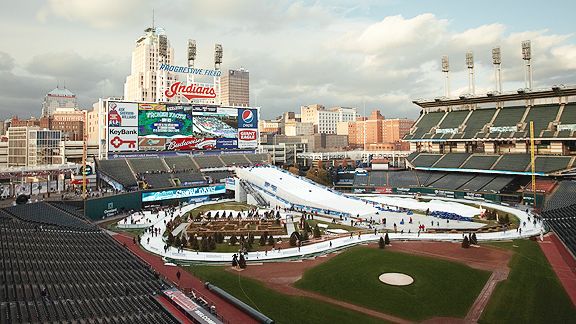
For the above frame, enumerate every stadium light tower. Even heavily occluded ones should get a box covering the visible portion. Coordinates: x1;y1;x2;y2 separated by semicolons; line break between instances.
214;44;223;70
466;51;475;95
187;39;196;68
214;44;223;105
522;40;533;90
187;39;197;86
492;47;502;93
441;55;450;98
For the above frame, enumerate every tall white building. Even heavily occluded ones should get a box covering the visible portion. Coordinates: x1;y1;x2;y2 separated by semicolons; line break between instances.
124;27;178;102
41;86;78;117
300;105;357;134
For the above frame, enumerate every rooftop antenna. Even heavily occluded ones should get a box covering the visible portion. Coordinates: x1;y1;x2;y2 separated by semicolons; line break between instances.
152;9;155;29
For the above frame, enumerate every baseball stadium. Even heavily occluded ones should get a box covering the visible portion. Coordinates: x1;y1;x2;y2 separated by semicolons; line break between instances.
1;51;576;324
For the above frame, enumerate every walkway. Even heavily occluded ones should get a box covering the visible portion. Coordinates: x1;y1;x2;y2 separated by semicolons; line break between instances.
113;233;258;324
138;199;544;263
538;233;576;305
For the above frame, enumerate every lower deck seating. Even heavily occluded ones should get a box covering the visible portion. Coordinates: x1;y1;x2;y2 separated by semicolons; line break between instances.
0;207;178;324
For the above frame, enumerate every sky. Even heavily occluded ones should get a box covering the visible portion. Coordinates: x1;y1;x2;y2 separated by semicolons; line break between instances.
0;0;575;120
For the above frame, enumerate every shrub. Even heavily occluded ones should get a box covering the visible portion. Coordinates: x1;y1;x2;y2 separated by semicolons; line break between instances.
379;237;385;249
384;233;390;245
230;235;238;246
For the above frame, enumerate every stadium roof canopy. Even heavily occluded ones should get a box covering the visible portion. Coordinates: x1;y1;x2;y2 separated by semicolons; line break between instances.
413;85;576;108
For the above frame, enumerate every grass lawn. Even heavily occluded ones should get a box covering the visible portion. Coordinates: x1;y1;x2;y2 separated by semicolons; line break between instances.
184;201;255;218
305;219;363;233
186;266;387;324
107;223;145;238
480;240;576;323
294;246;490;321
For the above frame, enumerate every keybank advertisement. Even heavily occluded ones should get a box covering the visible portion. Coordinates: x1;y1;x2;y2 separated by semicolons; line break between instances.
142;185;226;202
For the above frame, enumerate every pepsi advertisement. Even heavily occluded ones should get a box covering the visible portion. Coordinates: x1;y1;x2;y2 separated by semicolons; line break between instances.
238;108;258;128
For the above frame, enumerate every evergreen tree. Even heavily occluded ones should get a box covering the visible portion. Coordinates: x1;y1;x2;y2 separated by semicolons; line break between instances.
267;235;275;246
313;225;321;239
167;232;175;246
379;237;385;249
174;236;181;248
302;230;310;241
259;232;268;246
289;232;299;247
200;236;209;252
471;233;478;245
239;254;247;269
190;236;199;250
230;235;238;246
384;233;390;245
248;233;255;245
208;235;216;251
462;236;470;249
239;235;246;244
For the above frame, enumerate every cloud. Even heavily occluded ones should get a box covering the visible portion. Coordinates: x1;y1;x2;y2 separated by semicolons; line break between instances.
0;51;128;119
0;52;14;71
0;2;572;122
37;0;143;28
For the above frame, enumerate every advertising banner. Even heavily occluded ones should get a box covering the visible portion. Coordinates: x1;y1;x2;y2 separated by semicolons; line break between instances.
192;105;218;113
142;184;226;202
216;138;238;149
109;127;138;151
138;137;166;151
106;100;258;153
238;108;258;129
108;102;138;127
166;137;216;151
138;104;193;137
237;129;258;148
375;187;393;194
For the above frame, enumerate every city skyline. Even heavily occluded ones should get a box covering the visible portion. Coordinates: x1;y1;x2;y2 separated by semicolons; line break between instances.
0;0;575;120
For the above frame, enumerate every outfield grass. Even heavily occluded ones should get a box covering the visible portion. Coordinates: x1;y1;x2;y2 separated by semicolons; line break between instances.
186;266;387;324
294;246;490;321
480;240;576;323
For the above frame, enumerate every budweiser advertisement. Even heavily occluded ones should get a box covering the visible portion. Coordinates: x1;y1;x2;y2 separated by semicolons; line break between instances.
166;137;216;151
105;100;258;154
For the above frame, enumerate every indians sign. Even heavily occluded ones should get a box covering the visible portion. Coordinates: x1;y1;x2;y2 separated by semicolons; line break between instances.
164;82;216;100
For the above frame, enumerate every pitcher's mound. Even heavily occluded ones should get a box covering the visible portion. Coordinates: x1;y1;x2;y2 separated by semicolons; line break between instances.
378;273;414;286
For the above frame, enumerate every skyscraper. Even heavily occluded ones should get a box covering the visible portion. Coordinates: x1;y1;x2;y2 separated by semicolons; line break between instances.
41;86;78;117
124;27;177;102
220;68;249;106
